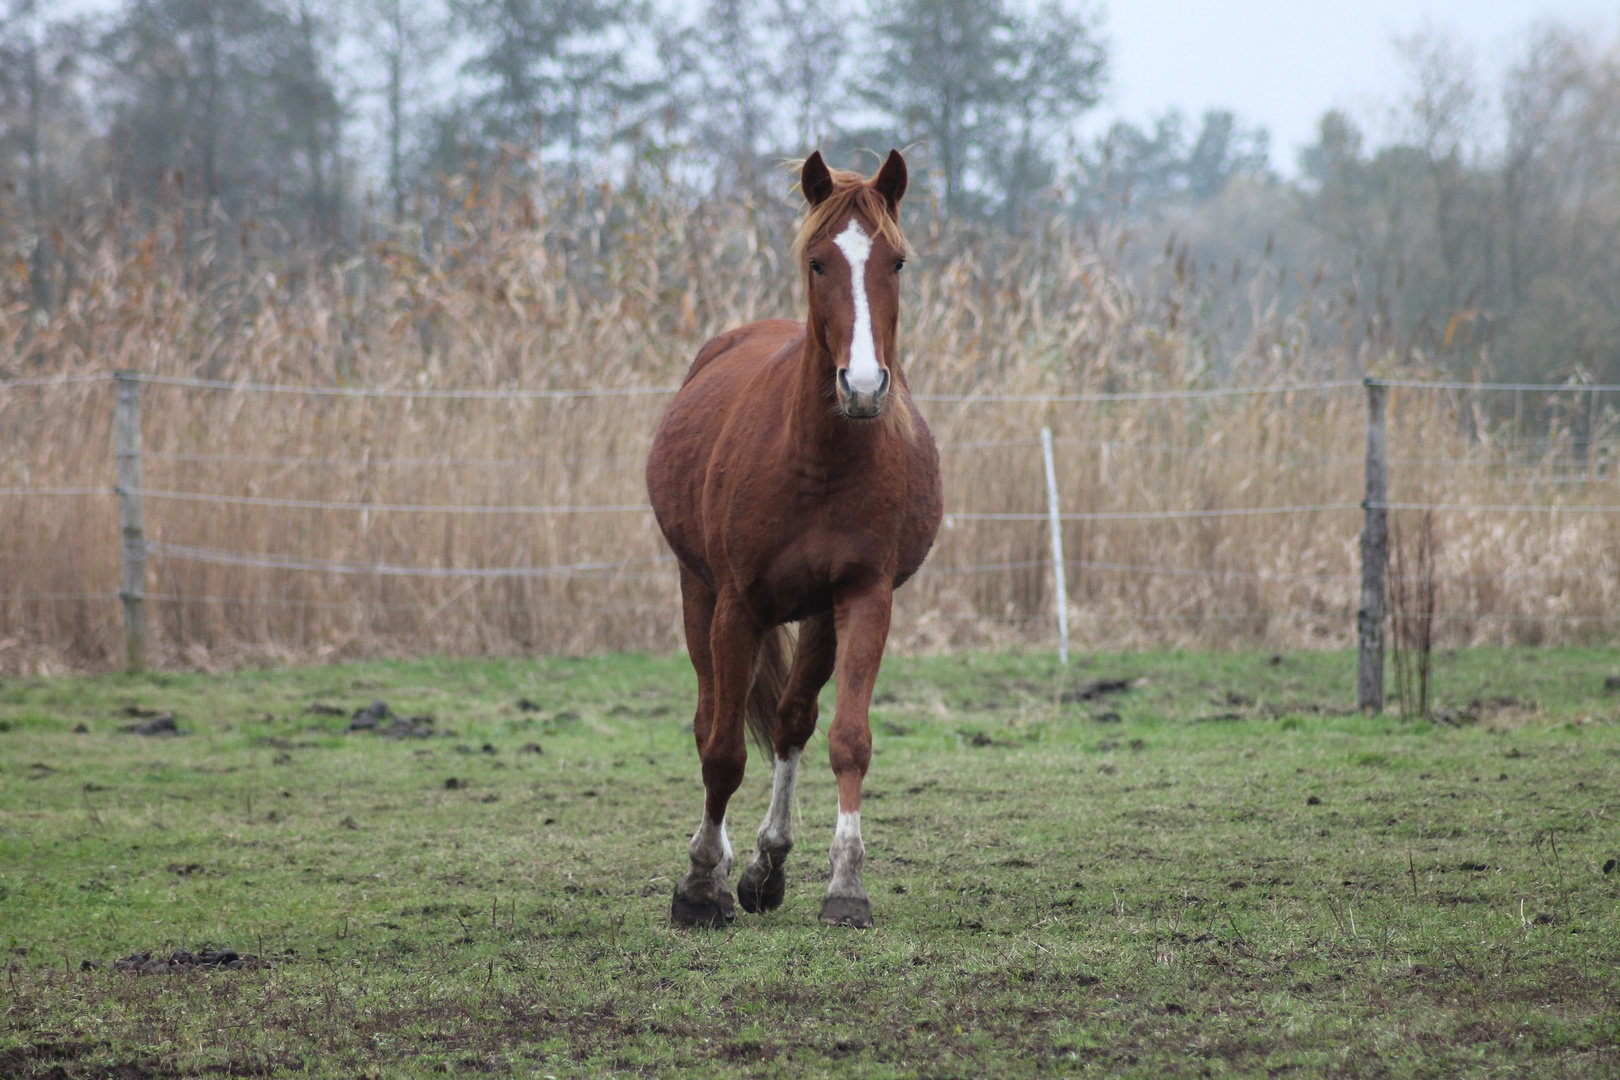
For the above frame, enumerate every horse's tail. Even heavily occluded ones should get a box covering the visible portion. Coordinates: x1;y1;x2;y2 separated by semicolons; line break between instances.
745;624;794;757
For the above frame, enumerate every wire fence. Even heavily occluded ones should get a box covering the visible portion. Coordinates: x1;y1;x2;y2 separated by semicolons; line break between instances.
5;370;1620;677
5;371;1366;401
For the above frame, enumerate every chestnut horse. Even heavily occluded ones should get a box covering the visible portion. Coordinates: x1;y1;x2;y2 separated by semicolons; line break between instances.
645;150;943;929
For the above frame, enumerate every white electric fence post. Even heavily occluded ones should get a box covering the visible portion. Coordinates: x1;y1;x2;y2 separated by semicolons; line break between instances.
1040;427;1069;665
114;371;148;674
1357;379;1388;713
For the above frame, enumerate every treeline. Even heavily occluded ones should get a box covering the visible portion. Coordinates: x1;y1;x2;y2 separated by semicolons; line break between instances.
1174;26;1620;388
0;0;1112;229
3;1;1620;386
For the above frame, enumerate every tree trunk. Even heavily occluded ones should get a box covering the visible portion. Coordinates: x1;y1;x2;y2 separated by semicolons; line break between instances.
22;0;50;310
388;0;404;221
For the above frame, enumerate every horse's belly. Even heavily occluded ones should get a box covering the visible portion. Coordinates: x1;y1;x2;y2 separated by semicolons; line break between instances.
746;569;835;625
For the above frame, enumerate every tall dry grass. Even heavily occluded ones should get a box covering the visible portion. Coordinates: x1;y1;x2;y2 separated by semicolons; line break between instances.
3;171;1619;674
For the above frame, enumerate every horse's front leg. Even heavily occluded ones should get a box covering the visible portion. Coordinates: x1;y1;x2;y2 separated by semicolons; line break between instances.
821;577;894;928
739;612;836;914
672;588;759;929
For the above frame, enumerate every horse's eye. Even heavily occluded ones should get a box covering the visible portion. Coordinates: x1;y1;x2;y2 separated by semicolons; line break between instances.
808;258;825;276
894;258;906;273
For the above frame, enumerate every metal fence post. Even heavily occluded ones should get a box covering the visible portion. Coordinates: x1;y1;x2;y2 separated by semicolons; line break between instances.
1040;427;1069;665
1357;379;1388;712
115;371;147;673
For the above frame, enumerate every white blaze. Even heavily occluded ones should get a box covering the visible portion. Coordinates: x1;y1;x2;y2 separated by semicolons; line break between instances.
832;220;882;394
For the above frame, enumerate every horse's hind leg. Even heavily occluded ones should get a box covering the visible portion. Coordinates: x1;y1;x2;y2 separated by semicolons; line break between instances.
672;583;760;929
739;612;835;914
670;569;730;928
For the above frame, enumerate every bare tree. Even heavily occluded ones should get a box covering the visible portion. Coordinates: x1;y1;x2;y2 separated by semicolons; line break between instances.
1393;28;1483;312
451;0;644;168
1499;27;1582;313
1076;108;1266;216
1393;24;1479;159
862;0;1103;218
0;0;89;308
694;0;773;185
280;2;344;238
768;0;846;153
360;0;440;220
97;0;347;241
994;0;1104;222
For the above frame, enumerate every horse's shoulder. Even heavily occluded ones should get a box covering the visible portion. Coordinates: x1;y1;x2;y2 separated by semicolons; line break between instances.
685;331;741;382
684;320;804;384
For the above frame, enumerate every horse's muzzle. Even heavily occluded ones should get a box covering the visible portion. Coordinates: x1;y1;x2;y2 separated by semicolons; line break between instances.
837;367;890;419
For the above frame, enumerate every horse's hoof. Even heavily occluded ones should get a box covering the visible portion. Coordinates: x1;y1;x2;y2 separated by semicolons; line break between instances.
670;875;736;929
818;894;874;929
738;851;788;914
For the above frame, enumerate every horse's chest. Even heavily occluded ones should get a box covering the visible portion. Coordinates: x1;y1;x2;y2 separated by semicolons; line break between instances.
769;475;902;545
722;474;902;588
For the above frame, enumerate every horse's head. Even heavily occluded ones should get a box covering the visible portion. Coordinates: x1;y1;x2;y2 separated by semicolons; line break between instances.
796;150;909;421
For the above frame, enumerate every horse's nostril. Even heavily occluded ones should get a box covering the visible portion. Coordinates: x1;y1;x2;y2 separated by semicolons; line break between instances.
836;367;887;415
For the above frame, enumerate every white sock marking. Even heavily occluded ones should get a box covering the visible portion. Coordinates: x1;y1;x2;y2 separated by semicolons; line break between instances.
828;809;866;898
832;220;882;394
758;749;801;854
689;813;732;876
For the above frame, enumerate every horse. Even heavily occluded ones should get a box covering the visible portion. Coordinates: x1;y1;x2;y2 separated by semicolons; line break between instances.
645;149;943;929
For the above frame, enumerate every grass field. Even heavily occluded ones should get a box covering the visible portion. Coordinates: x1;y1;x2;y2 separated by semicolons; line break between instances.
2;648;1618;1078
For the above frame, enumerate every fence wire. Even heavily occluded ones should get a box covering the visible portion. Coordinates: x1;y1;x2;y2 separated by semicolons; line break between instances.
8;487;1620;524
0;373;110;389
128;374;680;400
13;371;1620;397
1373;501;1620;514
132;441;1620;475
1370;378;1620;393
140;490;654;514
119;372;1366;403
9;591;669;614
12;370;1620;661
146;541;675;578
950;503;1363;522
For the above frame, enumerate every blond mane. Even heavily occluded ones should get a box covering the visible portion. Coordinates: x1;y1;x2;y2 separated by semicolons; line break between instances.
790;167;910;261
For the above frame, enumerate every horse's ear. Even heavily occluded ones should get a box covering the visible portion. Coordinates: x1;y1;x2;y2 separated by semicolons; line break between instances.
801;151;834;207
873;149;907;212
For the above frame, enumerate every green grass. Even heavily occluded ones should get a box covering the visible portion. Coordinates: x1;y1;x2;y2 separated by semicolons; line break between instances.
2;648;1619;1078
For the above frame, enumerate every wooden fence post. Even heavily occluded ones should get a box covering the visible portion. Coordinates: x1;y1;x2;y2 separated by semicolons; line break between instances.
115;371;147;674
1357;379;1388;712
1040;427;1069;665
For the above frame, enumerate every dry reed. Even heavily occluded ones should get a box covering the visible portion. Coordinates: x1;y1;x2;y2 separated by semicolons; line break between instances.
1390;510;1439;719
3;172;1619;674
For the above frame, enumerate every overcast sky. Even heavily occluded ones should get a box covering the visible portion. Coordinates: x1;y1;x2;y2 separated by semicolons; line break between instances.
1093;0;1618;172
